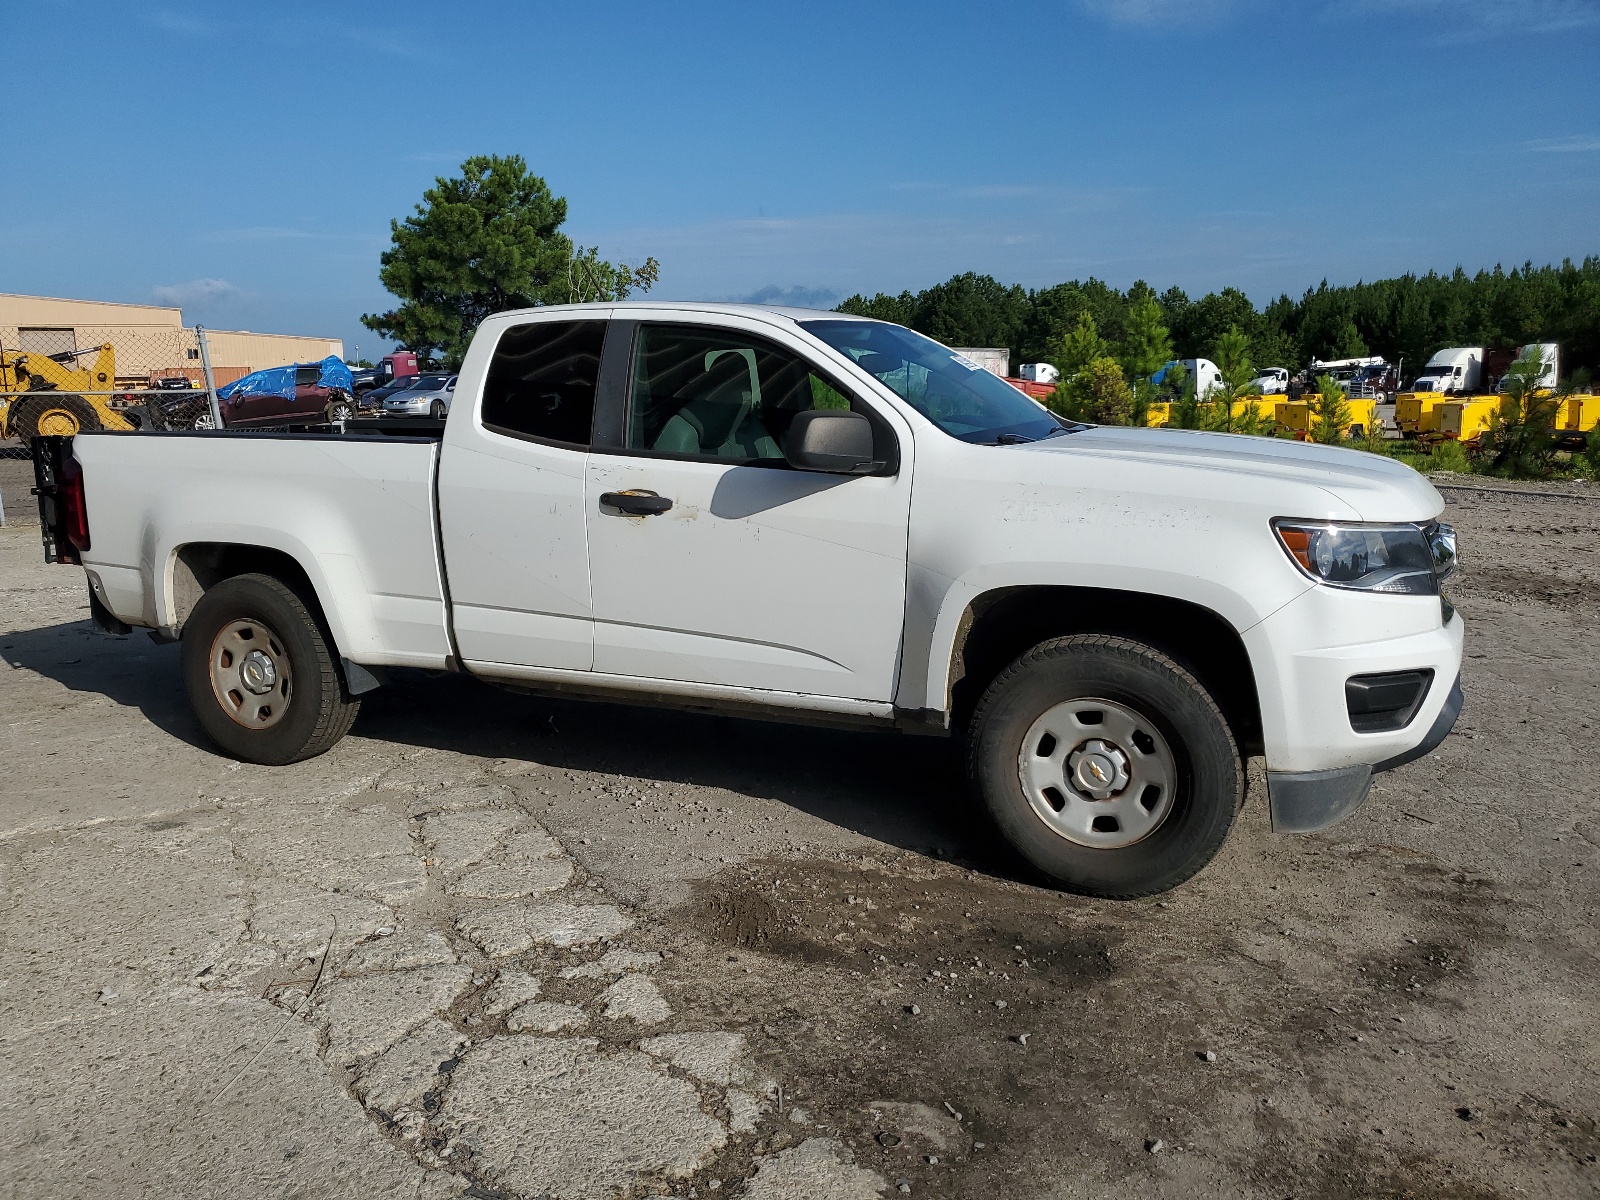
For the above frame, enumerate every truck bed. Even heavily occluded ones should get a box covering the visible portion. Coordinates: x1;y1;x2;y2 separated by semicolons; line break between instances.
72;429;453;669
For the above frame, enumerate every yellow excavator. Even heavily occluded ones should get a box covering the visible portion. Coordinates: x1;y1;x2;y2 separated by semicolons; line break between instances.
0;343;137;444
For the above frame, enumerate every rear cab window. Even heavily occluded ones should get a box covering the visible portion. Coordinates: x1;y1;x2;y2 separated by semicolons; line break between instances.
481;320;607;446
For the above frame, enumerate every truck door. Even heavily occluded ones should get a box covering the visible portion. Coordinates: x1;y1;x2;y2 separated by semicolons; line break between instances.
582;319;912;702
437;317;609;671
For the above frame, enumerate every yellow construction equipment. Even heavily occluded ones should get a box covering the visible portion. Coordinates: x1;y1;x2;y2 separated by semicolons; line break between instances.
1345;398;1379;438
1395;390;1447;436
1277;397;1376;440
0;343;136;444
1144;397;1281;431
1555;393;1600;444
1228;396;1279;426
1436;396;1508;443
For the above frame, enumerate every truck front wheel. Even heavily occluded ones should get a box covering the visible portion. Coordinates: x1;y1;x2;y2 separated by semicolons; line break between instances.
181;573;359;765
968;634;1241;898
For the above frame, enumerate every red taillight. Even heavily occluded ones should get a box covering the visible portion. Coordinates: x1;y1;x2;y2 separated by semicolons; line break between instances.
59;455;90;552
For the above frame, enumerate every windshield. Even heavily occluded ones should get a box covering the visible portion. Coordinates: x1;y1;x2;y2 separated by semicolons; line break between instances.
408;374;449;390
800;319;1070;443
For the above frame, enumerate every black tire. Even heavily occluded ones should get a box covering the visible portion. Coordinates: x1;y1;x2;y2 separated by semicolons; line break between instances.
967;634;1242;899
11;392;104;444
429;400;445;420
325;397;354;423
181;573;359;765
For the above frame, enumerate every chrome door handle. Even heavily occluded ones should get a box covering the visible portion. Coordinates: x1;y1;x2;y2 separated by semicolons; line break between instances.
600;489;673;516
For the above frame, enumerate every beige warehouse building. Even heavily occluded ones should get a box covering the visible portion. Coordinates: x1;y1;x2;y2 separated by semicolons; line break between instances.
0;293;343;388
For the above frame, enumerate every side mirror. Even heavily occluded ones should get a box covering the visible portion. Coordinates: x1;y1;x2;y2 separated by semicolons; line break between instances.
782;409;878;474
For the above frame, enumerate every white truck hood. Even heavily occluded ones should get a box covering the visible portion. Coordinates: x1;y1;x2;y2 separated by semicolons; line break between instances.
1016;425;1444;523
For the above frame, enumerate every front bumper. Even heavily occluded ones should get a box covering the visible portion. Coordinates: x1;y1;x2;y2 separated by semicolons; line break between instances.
1241;577;1465;834
1266;673;1462;832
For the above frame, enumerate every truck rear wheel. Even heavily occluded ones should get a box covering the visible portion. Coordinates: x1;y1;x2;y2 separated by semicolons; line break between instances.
968;634;1241;898
181;573;359;765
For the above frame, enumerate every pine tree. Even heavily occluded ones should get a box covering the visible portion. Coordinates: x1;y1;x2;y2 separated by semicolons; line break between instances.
1119;293;1174;382
362;154;656;365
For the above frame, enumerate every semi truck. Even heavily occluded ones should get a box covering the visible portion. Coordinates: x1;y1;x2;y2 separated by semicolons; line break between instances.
1154;358;1225;400
1399;344;1567;439
30;301;1463;900
1248;368;1289;395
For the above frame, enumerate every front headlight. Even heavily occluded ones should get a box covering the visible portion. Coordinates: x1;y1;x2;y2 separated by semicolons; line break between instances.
1272;519;1442;595
1428;521;1457;581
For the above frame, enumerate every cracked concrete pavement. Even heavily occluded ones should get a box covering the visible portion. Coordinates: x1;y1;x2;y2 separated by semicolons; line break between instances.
2;479;1598;1198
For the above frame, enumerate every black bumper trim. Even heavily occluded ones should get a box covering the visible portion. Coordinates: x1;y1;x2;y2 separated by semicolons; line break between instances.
1267;765;1373;834
1267;673;1463;835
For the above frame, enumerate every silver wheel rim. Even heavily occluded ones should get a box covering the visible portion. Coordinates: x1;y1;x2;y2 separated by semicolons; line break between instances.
209;618;292;729
1017;697;1177;848
192;412;215;429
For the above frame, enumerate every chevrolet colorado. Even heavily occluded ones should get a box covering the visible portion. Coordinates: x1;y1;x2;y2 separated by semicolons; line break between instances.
32;302;1463;897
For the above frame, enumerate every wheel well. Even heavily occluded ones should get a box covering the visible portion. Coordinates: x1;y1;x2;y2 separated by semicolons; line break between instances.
948;586;1264;757
170;543;320;633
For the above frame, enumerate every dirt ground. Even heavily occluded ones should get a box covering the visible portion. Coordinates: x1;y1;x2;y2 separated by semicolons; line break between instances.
1;475;1597;1200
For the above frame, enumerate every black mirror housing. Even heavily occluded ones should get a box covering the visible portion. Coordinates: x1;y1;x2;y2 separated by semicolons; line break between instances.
782;409;878;473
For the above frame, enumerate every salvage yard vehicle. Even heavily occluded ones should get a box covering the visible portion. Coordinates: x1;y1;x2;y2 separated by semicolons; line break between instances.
380;373;456;418
31;302;1464;898
210;356;356;429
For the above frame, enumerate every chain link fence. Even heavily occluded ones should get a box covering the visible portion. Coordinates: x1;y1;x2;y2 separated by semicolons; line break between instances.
0;324;223;460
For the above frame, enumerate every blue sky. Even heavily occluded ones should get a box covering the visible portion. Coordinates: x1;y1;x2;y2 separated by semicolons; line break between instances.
7;0;1599;355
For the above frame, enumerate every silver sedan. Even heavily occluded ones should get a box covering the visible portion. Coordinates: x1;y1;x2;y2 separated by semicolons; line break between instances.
382;374;456;418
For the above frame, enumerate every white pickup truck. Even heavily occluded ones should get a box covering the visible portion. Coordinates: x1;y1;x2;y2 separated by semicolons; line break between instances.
32;302;1463;897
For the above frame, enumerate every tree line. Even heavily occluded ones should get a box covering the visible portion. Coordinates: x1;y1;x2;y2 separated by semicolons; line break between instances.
836;257;1600;385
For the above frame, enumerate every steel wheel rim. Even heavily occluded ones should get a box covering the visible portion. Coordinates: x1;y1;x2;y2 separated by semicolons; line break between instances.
1017;697;1177;848
209;618;292;729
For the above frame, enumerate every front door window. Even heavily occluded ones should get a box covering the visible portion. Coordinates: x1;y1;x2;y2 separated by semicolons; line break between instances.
624;324;866;463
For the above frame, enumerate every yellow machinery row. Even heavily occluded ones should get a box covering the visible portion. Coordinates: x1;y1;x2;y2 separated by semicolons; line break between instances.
1144;396;1378;439
1143;390;1600;445
1395;390;1600;444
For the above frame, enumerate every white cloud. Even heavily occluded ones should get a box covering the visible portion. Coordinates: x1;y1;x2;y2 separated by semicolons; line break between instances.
1524;135;1600;153
1349;0;1600;32
151;278;241;308
144;8;215;37
732;285;842;310
1079;0;1600;31
1077;0;1240;25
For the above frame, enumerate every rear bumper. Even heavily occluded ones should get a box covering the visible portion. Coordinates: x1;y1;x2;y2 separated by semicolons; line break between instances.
1267;673;1463;833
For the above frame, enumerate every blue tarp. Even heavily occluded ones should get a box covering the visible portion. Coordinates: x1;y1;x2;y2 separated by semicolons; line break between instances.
217;355;352;400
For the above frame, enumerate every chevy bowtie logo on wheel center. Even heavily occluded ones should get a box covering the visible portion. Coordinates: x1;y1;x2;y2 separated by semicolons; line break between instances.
239;649;277;695
1068;739;1132;801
